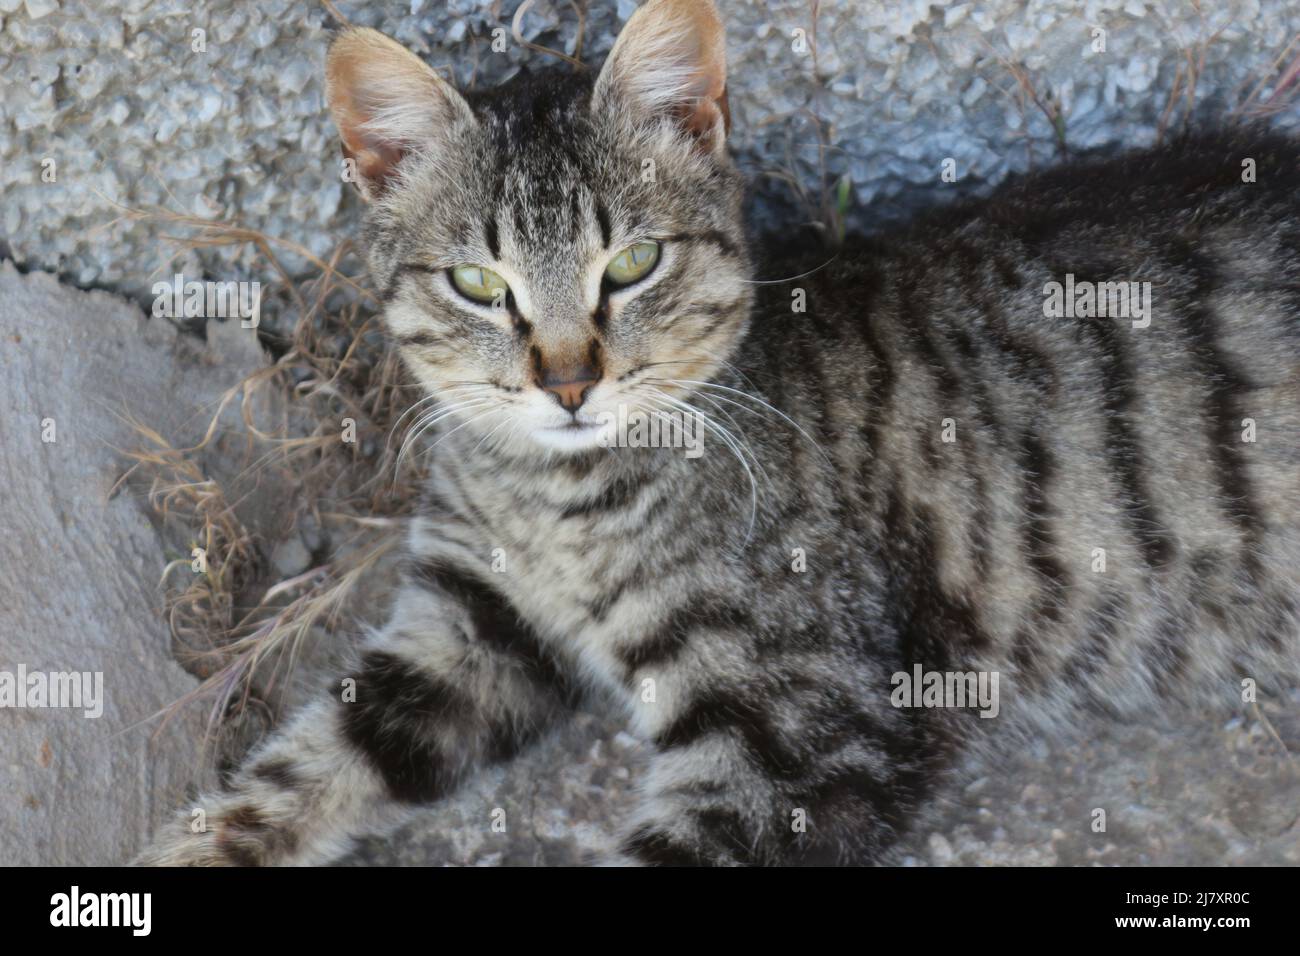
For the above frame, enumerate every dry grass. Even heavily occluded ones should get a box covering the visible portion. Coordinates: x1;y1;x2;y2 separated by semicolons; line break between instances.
113;203;424;745
1152;0;1244;143
749;0;855;248
509;0;589;70
1233;33;1300;120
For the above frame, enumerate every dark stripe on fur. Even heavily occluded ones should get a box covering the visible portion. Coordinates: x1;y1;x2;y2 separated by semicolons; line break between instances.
409;559;578;704
340;650;463;803
382;261;440;304
618;599;754;674
882;492;989;661
587;568;641;623
1020;430;1068;608
1008;429;1068;684
558;472;647;520
1176;247;1264;577
622;827;715;866
951;238;1057;396
595;199;612;249
217;804;299;865
395;330;446;350
250;757;303;791
656;688;804;781
667;229;740;258
1076;307;1174;568
853;301;896;471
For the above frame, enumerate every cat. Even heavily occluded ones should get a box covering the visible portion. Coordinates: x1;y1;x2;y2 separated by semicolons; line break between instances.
137;0;1300;866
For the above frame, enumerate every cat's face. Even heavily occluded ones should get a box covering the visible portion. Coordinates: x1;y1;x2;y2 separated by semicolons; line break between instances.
326;0;751;457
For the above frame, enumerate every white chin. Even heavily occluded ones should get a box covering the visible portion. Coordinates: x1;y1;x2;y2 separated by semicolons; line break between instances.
529;420;614;453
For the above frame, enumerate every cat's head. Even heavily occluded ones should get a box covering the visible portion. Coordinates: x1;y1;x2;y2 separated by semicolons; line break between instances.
325;0;752;457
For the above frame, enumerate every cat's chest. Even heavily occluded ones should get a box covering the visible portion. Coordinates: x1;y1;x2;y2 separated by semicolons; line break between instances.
502;513;657;674
419;467;668;689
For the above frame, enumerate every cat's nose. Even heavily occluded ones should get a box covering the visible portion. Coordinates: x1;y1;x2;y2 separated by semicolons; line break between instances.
541;371;599;412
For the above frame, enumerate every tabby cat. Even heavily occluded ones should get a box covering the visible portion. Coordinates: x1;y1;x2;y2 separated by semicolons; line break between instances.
139;0;1300;865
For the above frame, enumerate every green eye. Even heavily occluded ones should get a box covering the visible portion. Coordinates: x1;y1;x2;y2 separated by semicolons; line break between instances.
604;241;660;286
450;265;510;305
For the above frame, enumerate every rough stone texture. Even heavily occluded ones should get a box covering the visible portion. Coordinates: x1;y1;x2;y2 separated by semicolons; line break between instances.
341;696;1300;866
1;1;1298;299
901;699;1300;866
0;262;269;865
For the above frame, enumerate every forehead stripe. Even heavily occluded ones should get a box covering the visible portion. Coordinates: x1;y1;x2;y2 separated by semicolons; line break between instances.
596;200;612;249
381;261;439;303
666;230;740;259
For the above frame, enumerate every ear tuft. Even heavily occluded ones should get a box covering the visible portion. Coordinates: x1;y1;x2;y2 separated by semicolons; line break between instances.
592;0;729;153
325;27;474;200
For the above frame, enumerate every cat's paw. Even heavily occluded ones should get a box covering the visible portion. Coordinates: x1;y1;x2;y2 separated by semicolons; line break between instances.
133;823;230;867
132;804;278;866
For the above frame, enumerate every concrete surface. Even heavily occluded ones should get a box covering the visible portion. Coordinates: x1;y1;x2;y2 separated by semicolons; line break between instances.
0;262;267;865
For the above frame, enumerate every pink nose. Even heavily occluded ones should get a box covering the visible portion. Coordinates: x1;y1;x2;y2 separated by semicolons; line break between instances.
542;376;598;412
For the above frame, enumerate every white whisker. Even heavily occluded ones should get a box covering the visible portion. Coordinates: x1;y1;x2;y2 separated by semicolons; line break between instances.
653;377;833;466
420;405;506;456
396;397;493;471
632;385;764;547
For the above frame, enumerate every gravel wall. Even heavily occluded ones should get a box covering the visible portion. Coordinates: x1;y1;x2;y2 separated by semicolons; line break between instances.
1;0;1298;301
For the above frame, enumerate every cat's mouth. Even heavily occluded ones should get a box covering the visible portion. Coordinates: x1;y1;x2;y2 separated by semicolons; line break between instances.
530;415;613;453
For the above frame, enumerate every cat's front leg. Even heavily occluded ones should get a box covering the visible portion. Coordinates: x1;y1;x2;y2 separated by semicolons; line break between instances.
136;564;578;865
134;696;401;866
613;648;937;866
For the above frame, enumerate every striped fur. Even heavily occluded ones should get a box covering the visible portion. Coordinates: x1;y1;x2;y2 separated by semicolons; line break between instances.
138;1;1300;866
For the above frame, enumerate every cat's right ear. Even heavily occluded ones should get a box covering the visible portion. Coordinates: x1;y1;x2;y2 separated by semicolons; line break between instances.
325;27;475;201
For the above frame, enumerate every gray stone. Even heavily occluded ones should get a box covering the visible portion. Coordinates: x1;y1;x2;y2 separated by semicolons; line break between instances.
0;263;268;865
22;0;58;19
2;0;1298;867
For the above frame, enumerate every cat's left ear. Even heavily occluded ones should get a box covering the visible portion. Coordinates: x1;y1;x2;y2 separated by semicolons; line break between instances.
325;27;476;200
591;0;730;154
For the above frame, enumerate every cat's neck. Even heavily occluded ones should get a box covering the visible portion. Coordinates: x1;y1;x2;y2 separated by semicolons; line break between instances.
428;418;687;502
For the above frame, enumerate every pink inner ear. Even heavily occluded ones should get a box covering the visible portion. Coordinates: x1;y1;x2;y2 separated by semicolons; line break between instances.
677;87;730;142
359;143;405;191
339;137;406;197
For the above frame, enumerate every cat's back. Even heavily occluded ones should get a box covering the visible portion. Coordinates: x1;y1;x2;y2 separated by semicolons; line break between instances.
738;128;1300;707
